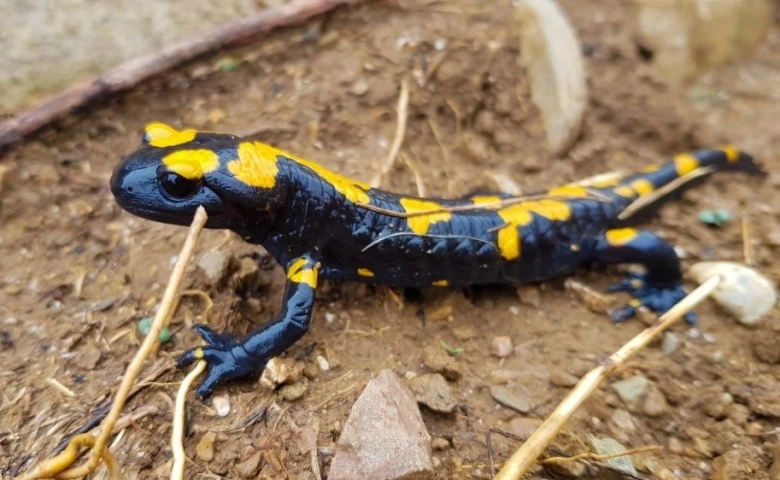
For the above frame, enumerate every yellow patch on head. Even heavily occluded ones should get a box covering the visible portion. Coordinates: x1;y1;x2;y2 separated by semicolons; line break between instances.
287;153;370;204
721;145;740;163
547;185;589;198
605;227;638;246
674;153;699;176
357;268;375;277
227;142;279;188
432;279;449;287
614;185;635;197
145;123;197;148
399;198;452;235
630;179;654;196
162;149;219;180
287;258;319;288
471;195;503;206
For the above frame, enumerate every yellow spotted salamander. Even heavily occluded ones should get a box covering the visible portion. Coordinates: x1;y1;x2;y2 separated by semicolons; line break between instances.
111;123;763;396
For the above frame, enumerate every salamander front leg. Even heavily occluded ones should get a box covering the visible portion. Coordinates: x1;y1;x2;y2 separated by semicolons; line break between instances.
179;255;319;397
593;228;695;323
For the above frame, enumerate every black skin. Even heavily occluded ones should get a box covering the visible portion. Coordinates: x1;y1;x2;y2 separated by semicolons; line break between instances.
110;126;763;396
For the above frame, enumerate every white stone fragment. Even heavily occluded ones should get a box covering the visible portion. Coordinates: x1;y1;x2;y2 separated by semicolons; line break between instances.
690;261;776;325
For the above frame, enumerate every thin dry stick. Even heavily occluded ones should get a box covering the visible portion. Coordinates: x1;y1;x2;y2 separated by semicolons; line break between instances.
370;79;410;188
494;275;722;480
742;217;754;266
0;0;365;152
18;207;208;480
171;361;207;480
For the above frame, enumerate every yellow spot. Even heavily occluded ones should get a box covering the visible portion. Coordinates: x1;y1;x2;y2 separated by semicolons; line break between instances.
471;195;502;206
287;258;318;288
432;280;449;287
674;153;699;176
629;298;642;308
145;123;197;148
357;268;375;277
614;185;635;198
227;141;279;188
605;228;638;246
722;145;740;163
400;198;452;234
523;199;571;221
548;185;589;197
162;149;219;180
496;205;533;260
287;152;370;204
630;179;654;196
642;164;661;173
194;348;204;360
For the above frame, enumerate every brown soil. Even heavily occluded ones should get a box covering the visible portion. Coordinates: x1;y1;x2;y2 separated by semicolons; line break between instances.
2;1;779;479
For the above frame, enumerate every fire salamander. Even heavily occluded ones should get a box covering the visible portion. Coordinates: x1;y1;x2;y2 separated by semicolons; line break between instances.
110;123;763;396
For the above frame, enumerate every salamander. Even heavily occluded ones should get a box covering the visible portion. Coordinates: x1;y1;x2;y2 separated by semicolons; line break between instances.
110;122;763;396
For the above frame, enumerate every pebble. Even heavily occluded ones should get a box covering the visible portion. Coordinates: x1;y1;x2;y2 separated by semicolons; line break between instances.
549;370;579;388
329;370;433;480
316;354;330;372
711;447;767;480
407;373;456;413
236;451;263;478
610;374;648;409
490;336;513;358
197;251;229;284
489;385;531;414
260;357;304;389
195;431;217;462
667;437;684;454
689;261;777;325
278;380;309;402
212;396;231;417
431;437;451;451
516;285;541;308
508;417;543;439
349;78;369;96
451;326;477;341
610;409;636;432
661;331;680;355
421;345;461;381
587;436;638;477
641;385;669;417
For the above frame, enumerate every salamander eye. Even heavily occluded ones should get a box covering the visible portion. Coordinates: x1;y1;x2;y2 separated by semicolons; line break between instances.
157;171;202;200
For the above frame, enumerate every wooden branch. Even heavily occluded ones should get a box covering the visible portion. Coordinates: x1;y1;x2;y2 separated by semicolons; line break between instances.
0;0;366;153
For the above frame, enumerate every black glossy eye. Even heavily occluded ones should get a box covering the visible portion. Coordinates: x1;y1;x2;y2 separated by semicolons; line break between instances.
158;171;202;200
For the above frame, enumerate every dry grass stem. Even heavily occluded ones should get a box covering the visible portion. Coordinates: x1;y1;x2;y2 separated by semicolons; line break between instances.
171;360;207;480
494;275;722;479
370;79;410;188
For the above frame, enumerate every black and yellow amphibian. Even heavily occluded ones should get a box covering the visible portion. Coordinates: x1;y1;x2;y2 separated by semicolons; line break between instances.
111;123;763;396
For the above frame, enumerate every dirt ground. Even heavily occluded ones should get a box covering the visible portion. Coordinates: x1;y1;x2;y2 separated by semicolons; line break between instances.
1;1;779;479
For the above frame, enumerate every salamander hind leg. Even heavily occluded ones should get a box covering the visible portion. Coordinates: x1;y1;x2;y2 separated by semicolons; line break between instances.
178;255;319;397
594;228;695;323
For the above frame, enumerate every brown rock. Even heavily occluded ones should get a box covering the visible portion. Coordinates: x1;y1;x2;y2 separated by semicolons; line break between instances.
711;447;769;480
195;432;217;462
421;345;461;381
235;451;263;478
407;373;456;413
490;336;513;358
641;385;669;417
549;371;579;388
329;370;433;480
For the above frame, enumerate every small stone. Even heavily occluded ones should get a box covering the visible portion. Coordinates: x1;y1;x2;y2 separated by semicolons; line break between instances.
260;357;305;389
490;385;531;414
661;331;680;355
610;409;636;432
508;417;543;439
431;437;451;451
690;261;777;325
611;375;648;409
316;355;330;372
549;371;578;388
349;78;369;96
197;251;230;284
451;326;477;341
708;350;726;364
236;451;263;478
195;432;217;462
641;385;669;417
489;369;523;384
421;345;461;381
212;396;231;417
711;447;767;480
303;363;319;380
329;370;433;479
278;380;309;402
564;278;613;314
667;437;684;453
516;285;541;308
408;373;456;413
93;297;116;312
490;336;513;358
587;436;638;477
474;110;496;135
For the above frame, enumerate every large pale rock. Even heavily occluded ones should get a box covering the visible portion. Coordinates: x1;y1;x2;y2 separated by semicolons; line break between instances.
329;370;433;480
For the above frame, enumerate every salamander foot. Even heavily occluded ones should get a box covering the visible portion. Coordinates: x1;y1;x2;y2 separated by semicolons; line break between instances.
607;274;697;324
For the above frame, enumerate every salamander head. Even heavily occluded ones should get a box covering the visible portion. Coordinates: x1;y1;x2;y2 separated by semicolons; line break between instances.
111;123;287;232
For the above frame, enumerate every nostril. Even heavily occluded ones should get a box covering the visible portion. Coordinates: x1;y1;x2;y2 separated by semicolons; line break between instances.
126;186;134;193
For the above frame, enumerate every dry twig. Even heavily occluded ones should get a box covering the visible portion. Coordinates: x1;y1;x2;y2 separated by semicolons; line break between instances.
494;275;722;479
0;0;365;153
370;79;410;188
171;361;207;480
18;207;208;480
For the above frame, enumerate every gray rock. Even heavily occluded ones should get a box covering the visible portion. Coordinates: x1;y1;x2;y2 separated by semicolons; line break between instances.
407;373;456;413
586;436;638;477
661;331;680;355
197;251;230;284
489;385;531;414
329;370;433;480
610;375;648;409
